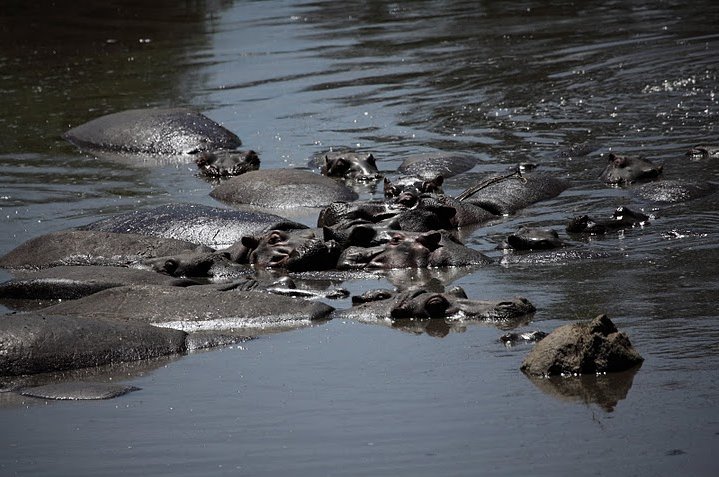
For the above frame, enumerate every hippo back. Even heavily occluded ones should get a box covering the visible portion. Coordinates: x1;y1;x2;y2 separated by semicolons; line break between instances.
63;108;242;155
78;203;307;249
210;169;359;208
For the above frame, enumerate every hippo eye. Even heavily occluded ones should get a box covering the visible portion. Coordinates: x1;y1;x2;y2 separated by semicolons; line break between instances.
267;232;284;245
163;259;178;275
389;235;404;245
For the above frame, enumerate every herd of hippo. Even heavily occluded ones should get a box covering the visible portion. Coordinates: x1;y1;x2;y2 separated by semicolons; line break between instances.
2;107;716;400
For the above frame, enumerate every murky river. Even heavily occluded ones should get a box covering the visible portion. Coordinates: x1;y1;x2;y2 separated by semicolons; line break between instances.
1;1;718;475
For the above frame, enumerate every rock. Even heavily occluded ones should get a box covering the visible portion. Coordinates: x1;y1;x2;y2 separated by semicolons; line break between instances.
520;314;643;376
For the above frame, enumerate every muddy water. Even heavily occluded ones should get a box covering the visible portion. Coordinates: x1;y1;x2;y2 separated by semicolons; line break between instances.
1;1;718;475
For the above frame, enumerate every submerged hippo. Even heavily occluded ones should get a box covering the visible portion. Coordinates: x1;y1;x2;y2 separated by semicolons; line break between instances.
599;153;662;184
566;206;650;235
456;172;569;216
41;283;334;331
686;144;719;160
63;108;243;158
398;152;478;179
635;180;717;203
311;149;382;182
210;169;359;208
0;312;188;377
141;251;247;279
341;287;535;325
0;229;211;270
383;174;444;198
195;149;260;178
237;229;342;272
0;265;198;309
337;230;492;270
78;203;307;249
502;227;566;251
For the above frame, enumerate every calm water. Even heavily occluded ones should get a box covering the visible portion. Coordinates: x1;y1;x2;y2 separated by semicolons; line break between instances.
1;1;718;475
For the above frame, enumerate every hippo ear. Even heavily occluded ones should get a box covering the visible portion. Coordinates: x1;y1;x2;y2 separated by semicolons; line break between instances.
347;224;377;247
241;235;260;251
607;153;626;167
329;157;349;175
607;153;617;163
366;154;377;168
417;231;442;251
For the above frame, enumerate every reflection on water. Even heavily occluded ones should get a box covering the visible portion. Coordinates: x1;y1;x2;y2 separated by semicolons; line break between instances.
1;0;719;475
524;366;642;413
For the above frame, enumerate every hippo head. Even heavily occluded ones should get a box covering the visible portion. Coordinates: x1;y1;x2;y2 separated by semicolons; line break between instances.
383;175;444;199
337;231;442;269
387;287;535;322
386;192;457;231
241;229;341;271
600;153;662;184
143;251;233;278
506;227;564;250
390;289;458;319
686;144;719;160
567;206;650;234
195;149;260;177
321;151;381;182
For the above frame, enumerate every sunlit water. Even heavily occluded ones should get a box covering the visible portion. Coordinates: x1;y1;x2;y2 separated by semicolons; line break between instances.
1;1;718;475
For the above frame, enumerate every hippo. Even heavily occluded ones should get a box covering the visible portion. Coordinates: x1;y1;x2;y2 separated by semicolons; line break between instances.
311;149;382;182
237;229;342;272
496;226;610;266
195;149;260;178
18;382;141;401
456;171;569;216
686;144;719;160
500;330;548;346
502;226;565;251
0;229;212;270
210;169;359;208
141;251;248;279
77;203;307;249
566;206;650;235
521;314;644;376
319;196;458;236
0;312;188;376
40;283;334;331
0;265;198;310
599;153;663;184
383;174;444;198
340;287;535;328
554;142;600;159
63;108;243;158
635;180;717;203
499;248;610;266
337;230;492;270
398;152;478;179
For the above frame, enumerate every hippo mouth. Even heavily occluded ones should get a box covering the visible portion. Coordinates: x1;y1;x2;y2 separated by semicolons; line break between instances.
352;172;383;182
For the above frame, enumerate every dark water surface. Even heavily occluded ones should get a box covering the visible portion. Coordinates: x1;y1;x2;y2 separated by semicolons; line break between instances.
1;1;718;475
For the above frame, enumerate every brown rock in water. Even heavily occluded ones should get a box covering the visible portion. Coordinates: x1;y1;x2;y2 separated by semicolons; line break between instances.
520;314;643;376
